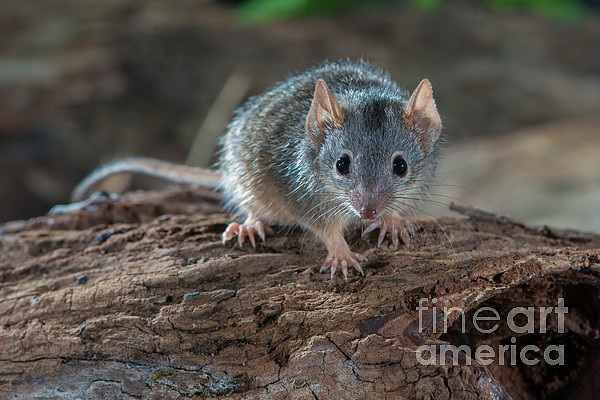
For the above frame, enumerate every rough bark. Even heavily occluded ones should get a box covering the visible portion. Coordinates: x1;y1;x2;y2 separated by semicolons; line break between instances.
1;186;599;399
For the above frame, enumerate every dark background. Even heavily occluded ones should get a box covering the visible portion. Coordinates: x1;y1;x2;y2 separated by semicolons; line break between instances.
1;0;599;231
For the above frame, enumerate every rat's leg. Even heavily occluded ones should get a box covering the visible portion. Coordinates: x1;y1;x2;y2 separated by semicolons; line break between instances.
319;227;367;279
222;214;274;248
365;214;415;249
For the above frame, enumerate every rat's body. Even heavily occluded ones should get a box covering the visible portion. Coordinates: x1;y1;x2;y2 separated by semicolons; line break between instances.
73;61;442;278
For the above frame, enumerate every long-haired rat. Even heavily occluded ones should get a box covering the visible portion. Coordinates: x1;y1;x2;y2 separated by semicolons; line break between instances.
72;60;442;279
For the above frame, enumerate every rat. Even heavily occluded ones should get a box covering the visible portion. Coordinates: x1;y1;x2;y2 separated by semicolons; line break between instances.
72;60;442;279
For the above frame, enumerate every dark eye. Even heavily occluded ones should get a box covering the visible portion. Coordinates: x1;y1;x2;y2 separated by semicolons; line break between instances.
393;156;408;177
336;154;351;175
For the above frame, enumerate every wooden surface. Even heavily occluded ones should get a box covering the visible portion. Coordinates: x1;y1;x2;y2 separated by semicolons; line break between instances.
1;186;599;399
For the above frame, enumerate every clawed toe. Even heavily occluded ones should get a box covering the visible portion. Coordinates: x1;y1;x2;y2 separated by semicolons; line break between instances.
320;252;366;280
366;216;415;249
222;219;271;248
222;222;240;245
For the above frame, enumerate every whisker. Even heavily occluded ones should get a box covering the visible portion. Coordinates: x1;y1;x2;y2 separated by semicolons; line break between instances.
392;192;485;246
388;202;454;252
410;217;435;257
392;195;451;210
299;201;348;252
424;193;485;211
303;203;354;253
410;179;474;191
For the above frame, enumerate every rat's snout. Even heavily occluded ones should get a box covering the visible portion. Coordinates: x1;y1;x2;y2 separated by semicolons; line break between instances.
360;207;378;220
350;186;388;221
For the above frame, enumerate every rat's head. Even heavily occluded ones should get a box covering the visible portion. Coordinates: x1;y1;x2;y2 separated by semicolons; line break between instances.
306;78;442;222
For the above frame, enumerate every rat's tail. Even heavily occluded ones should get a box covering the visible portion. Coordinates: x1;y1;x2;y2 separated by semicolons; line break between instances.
71;157;221;202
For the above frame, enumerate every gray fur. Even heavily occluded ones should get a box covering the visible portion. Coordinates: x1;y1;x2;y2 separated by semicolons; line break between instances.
72;60;442;246
218;60;442;238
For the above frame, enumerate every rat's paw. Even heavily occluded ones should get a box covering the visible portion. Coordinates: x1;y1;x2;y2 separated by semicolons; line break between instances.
222;219;273;248
365;215;415;249
320;249;367;280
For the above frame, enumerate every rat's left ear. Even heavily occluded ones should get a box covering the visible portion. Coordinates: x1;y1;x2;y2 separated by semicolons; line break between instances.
306;79;344;150
404;79;442;153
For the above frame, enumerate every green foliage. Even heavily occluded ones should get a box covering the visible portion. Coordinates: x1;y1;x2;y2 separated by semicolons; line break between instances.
236;0;586;25
474;0;585;22
236;0;377;25
409;0;443;13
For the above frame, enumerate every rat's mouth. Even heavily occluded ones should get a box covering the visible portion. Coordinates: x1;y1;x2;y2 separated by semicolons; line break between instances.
349;189;388;221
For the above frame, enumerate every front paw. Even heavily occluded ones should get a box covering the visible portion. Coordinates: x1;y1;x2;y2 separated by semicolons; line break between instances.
365;216;415;249
222;219;272;248
320;250;367;280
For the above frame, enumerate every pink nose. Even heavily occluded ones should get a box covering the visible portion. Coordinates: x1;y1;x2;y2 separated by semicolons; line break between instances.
360;208;378;220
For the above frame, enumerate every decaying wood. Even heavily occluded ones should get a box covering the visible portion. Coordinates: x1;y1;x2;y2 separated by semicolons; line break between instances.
1;186;599;399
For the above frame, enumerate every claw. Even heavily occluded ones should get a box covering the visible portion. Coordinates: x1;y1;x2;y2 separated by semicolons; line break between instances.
364;221;380;234
321;229;367;279
401;230;409;248
248;231;256;248
377;222;387;248
321;257;333;273
391;226;399;249
330;259;338;279
353;253;366;276
341;260;349;280
320;248;367;279
355;263;365;276
222;222;239;245
366;216;415;249
222;218;271;248
237;226;245;247
256;223;266;242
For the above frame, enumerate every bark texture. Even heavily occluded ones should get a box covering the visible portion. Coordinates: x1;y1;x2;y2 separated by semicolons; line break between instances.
1;186;599;399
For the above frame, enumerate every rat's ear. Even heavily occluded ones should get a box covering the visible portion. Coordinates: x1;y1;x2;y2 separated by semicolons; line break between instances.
404;79;442;153
306;79;344;149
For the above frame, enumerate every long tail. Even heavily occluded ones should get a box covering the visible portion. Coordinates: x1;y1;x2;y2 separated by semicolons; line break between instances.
71;157;221;202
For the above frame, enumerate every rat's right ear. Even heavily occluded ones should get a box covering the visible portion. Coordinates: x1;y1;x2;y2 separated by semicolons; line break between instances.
404;79;442;153
306;79;344;150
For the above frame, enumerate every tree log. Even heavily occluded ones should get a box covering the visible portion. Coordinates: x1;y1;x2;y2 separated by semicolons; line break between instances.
1;186;599;399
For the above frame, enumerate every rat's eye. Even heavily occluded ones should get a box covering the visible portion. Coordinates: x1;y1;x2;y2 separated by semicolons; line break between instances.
336;154;351;175
393;156;408;177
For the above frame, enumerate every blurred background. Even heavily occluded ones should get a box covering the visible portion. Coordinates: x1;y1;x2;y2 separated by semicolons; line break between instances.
1;0;599;231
